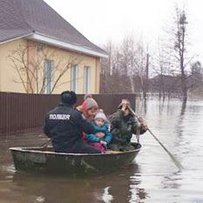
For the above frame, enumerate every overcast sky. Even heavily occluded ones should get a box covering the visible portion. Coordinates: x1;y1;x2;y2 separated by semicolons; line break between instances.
44;0;203;61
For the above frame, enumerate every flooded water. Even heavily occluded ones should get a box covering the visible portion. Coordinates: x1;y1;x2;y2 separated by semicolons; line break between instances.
1;98;203;203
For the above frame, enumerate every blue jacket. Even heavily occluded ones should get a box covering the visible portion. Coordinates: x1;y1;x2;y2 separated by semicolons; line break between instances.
86;123;112;144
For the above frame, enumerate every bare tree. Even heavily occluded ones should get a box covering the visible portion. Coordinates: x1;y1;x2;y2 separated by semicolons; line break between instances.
100;36;150;94
151;38;176;99
174;7;189;101
132;41;149;97
153;6;195;100
116;36;150;95
100;41;123;93
189;61;203;90
8;42;82;94
120;36;136;93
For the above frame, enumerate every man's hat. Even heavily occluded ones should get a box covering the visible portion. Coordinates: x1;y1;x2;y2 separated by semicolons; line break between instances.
61;91;77;105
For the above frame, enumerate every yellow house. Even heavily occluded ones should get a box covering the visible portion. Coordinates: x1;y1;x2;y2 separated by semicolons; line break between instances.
0;0;108;94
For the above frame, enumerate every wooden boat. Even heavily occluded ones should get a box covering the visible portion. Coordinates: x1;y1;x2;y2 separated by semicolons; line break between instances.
10;143;141;176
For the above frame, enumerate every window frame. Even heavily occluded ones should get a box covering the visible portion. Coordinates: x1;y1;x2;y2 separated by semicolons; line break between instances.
44;59;54;94
70;64;78;92
83;65;91;94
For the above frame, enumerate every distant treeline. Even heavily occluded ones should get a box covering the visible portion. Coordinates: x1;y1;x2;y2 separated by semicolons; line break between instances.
99;6;203;100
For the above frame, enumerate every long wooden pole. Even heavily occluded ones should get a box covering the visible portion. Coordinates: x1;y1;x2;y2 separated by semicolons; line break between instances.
128;105;184;171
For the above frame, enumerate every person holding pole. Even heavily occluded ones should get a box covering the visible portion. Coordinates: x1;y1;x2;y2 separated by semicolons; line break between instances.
109;99;148;151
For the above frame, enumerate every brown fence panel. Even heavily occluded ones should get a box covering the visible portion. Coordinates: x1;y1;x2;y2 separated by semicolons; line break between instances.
0;92;136;137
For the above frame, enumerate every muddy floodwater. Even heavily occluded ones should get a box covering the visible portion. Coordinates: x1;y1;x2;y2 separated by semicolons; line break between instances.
0;99;203;203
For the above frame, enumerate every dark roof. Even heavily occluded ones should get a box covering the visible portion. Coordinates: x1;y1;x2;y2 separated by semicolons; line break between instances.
0;0;107;56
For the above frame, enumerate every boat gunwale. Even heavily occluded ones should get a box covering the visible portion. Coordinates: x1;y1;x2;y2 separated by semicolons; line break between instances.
9;144;141;157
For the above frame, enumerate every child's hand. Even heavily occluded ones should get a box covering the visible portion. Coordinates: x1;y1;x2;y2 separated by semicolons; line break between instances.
100;140;107;146
96;132;105;138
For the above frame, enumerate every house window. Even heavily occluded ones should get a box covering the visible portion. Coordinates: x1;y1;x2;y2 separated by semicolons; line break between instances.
44;59;53;94
83;66;91;93
70;64;78;92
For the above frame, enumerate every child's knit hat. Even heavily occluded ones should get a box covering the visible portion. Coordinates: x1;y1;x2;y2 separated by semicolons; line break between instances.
95;109;107;122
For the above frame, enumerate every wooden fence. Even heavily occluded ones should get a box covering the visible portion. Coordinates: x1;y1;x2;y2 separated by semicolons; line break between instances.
0;92;136;137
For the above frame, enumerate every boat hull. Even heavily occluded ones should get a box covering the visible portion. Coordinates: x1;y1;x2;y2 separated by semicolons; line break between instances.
10;143;141;176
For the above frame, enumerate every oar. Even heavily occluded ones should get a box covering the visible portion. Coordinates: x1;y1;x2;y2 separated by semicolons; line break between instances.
127;105;184;171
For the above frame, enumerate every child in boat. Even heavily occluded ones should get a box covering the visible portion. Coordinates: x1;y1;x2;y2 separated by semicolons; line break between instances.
85;109;112;152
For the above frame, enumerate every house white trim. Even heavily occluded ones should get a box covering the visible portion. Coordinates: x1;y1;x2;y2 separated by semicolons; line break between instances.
27;32;108;58
0;32;108;58
0;33;33;45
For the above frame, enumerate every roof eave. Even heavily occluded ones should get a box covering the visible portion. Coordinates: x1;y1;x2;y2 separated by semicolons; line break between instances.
26;32;108;58
0;33;33;45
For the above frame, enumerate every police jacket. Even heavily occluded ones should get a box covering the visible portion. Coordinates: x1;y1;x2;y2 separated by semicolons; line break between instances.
43;103;95;152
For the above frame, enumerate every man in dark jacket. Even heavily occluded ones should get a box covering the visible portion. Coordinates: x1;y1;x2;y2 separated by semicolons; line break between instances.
43;91;100;153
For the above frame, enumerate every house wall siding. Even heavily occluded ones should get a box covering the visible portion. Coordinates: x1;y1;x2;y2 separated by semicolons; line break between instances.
0;39;100;94
0;39;27;93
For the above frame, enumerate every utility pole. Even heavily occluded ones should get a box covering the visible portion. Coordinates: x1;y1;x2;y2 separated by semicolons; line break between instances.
143;53;149;99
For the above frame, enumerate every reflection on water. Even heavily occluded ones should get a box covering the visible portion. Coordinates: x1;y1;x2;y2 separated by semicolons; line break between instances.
1;98;203;202
0;164;144;203
100;186;113;203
